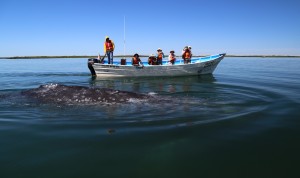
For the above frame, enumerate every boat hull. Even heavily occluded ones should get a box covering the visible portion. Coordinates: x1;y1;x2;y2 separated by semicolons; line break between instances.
88;53;225;77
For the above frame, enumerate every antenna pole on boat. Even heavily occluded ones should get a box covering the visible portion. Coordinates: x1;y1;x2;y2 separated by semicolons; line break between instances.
120;16;126;65
124;15;126;58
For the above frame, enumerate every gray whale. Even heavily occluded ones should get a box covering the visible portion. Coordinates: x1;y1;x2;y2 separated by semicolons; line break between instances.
21;84;154;105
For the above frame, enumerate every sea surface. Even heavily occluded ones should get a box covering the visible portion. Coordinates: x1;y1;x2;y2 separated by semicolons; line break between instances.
0;57;300;178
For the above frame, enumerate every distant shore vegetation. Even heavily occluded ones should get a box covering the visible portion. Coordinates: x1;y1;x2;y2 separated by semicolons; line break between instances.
1;54;300;59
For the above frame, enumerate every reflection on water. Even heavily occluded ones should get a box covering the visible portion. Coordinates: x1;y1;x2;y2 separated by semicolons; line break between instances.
90;75;217;94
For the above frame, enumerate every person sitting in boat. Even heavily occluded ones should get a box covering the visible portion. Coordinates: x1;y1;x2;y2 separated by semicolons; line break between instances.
168;50;176;65
182;48;191;64
132;53;144;67
156;48;165;65
148;54;158;65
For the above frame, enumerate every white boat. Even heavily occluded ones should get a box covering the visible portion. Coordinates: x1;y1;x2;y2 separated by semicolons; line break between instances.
88;53;226;77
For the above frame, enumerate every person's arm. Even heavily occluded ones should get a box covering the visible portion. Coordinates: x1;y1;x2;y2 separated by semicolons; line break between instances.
112;40;115;51
104;43;106;53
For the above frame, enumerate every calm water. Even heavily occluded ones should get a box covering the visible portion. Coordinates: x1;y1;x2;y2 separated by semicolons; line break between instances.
1;57;300;178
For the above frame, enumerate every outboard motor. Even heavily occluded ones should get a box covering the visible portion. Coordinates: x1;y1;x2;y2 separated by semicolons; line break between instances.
87;58;97;76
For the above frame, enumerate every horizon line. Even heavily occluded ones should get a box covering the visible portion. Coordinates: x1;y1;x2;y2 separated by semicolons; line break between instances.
1;54;300;59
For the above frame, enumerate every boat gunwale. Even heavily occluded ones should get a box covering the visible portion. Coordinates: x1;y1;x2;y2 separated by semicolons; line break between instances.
92;53;225;68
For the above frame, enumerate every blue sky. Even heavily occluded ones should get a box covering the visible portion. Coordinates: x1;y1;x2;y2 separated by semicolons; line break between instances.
1;0;299;57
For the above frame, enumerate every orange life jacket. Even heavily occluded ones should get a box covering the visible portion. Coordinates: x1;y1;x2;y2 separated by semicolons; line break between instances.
157;52;163;60
184;51;191;59
148;57;158;65
170;54;176;62
132;57;140;65
105;41;113;51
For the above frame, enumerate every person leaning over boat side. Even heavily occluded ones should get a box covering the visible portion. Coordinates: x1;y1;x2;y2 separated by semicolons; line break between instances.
132;53;144;67
148;54;158;65
156;48;165;65
168;50;176;65
104;36;115;64
183;48;191;64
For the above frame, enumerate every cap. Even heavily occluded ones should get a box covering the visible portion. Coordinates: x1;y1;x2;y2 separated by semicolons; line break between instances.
157;48;162;51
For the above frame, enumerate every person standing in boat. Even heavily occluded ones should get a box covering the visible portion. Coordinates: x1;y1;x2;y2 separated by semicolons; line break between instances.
168;50;176;65
104;36;115;64
132;53;144;67
148;54;158;65
156;48;165;65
